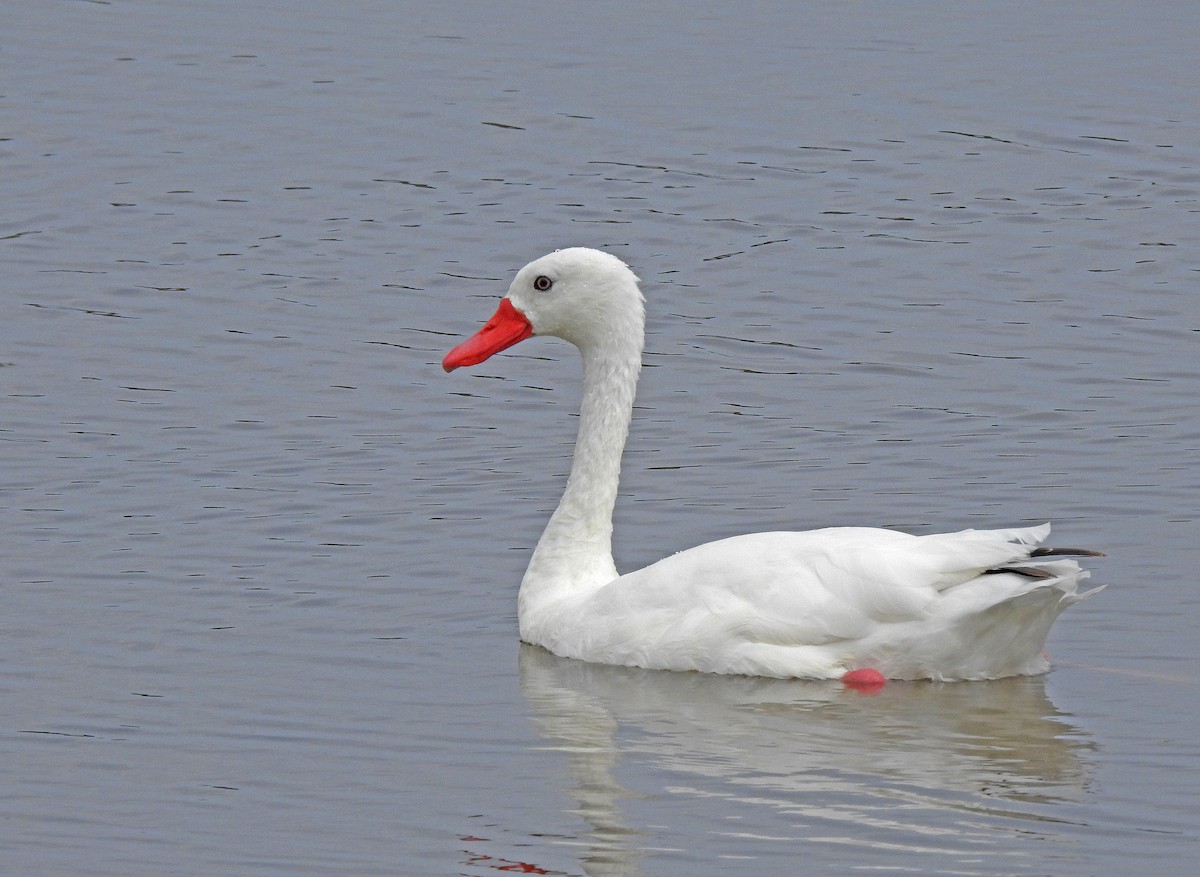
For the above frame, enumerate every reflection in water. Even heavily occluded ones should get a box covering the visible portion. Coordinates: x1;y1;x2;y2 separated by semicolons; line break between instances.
519;644;1095;876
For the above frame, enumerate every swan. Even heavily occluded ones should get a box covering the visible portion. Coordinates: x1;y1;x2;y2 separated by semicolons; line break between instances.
441;247;1103;683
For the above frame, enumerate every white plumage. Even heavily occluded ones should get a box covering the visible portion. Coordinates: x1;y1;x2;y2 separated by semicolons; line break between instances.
443;248;1102;682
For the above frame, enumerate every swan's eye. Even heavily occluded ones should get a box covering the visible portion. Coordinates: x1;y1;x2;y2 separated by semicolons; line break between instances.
533;275;553;292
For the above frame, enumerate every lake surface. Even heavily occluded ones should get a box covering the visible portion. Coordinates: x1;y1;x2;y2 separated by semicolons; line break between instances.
3;1;1197;874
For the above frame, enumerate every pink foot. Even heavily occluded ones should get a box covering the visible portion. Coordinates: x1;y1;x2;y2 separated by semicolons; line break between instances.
841;668;887;690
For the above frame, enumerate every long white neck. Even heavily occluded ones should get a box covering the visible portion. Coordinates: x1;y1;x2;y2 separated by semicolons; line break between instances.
518;334;642;617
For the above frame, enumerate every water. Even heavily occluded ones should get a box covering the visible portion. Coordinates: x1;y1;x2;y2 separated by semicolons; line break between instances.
3;1;1197;874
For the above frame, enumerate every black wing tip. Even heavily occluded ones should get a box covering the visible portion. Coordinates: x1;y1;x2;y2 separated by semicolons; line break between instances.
1030;547;1106;558
984;566;1057;579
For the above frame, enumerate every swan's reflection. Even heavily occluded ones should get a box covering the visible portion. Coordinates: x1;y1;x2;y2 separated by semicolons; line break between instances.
519;643;1095;876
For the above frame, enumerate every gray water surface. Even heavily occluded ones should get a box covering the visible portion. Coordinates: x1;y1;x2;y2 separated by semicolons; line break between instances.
4;2;1198;875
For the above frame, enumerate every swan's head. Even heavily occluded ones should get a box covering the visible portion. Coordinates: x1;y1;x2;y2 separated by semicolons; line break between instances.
442;247;645;371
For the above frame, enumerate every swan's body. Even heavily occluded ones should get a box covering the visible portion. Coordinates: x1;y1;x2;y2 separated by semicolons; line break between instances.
443;248;1102;682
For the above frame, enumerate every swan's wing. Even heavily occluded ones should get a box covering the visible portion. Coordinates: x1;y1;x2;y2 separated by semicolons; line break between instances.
591;524;1058;648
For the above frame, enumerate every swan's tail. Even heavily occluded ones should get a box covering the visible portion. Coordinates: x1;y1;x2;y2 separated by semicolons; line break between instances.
941;560;1105;679
901;526;1107;680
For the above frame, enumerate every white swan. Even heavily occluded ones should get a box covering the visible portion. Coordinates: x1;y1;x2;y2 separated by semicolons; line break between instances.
442;248;1103;683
